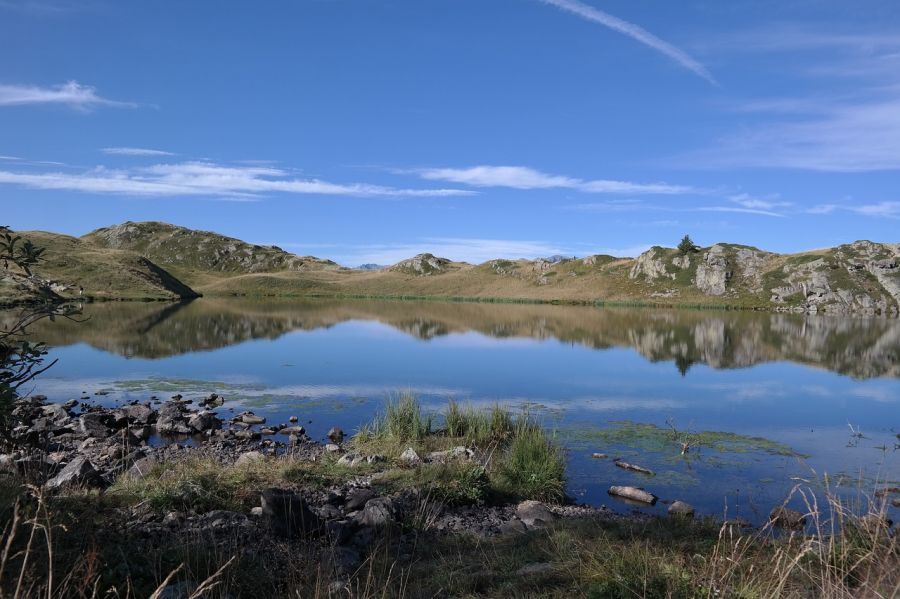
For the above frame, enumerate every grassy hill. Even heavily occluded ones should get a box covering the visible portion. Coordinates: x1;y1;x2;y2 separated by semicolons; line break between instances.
1;230;198;305
83;221;339;288
2;221;898;314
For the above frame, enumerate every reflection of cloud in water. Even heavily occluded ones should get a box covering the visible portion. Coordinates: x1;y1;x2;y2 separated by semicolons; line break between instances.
694;382;789;402
238;383;465;400
31;377;466;402
429;332;545;349
850;387;900;403
417;395;682;413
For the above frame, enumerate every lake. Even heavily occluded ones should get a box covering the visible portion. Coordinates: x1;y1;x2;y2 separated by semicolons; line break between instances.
10;298;900;524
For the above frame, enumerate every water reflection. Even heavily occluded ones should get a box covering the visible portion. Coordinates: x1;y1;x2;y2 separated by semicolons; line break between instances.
11;298;900;379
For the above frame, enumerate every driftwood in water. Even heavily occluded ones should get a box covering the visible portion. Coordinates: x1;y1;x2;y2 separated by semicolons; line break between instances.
608;486;657;505
591;453;608;459
614;460;655;476
874;486;900;497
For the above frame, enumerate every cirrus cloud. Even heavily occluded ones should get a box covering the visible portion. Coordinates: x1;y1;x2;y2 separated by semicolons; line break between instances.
0;160;474;199
413;165;694;195
101;147;175;157
0;81;136;110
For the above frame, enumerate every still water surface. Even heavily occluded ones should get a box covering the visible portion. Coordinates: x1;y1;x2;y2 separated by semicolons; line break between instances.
15;298;900;523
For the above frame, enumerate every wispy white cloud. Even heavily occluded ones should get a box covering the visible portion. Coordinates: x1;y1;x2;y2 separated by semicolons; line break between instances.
101;147;174;157
692;92;900;171
693;206;785;218
568;200;648;212
728;193;792;212
687;26;900;172
809;201;900;219
0;160;474;199
0;81;136;110
414;165;693;195
0;155;21;161
540;0;717;84
571;195;788;218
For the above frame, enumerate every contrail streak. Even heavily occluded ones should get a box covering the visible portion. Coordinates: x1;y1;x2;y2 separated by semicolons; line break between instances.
541;0;717;85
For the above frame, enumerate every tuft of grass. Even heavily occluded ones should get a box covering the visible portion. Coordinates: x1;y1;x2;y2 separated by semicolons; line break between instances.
444;400;514;446
357;392;432;441
495;417;567;503
357;392;432;443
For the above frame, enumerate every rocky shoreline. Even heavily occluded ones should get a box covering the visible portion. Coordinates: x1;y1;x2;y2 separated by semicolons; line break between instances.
2;394;659;588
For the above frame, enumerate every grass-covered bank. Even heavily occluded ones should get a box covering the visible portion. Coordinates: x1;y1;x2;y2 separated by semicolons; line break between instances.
1;476;897;598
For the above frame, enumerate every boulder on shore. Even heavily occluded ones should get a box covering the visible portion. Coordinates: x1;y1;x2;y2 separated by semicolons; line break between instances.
608;486;657;505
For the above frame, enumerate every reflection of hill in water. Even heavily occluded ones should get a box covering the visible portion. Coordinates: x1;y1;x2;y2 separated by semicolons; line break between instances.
14;298;900;379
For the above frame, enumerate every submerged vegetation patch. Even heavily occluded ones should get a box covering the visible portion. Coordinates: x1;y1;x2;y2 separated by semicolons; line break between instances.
562;420;804;458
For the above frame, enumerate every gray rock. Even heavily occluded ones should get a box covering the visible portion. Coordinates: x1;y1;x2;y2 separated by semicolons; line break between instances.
399;447;422;465
516;500;556;529
668;501;695;518
695;245;732;296
126;456;158;479
499;519;528;535
239;413;266;425
79;413;110;438
279;426;306;435
120;404;155;424
41;404;70;423
357;497;396;528
608;486;658;505
130;425;154;441
325;443;341;453
427;446;473;463
344;488;376;511
187;410;221;433
45;457;101;490
327;427;345;443
260;488;322;539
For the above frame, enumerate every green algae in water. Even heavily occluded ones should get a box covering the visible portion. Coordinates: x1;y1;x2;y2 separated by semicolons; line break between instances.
562;421;805;458
112;378;254;394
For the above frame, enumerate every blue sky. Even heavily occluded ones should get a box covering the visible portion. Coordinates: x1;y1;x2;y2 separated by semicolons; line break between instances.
1;0;899;266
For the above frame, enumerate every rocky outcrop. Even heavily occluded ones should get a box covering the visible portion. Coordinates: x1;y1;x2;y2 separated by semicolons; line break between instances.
390;253;451;276
629;247;678;281
769;242;900;315
695;245;732;296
